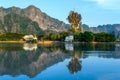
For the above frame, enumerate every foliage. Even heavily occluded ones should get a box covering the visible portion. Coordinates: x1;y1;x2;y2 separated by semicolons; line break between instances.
94;32;116;42
81;32;95;42
74;31;94;42
68;11;82;32
39;32;70;41
74;31;115;42
39;31;116;42
74;32;82;41
3;13;42;34
0;33;25;41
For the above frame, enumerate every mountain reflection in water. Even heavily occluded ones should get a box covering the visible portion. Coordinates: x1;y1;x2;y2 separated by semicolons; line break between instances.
0;43;119;79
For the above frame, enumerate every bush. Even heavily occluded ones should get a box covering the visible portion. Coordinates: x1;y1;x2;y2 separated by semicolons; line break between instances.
0;33;25;41
94;32;116;42
39;31;116;42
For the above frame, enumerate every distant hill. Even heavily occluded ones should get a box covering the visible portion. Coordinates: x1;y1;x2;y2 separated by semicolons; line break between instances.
0;5;68;35
82;24;120;39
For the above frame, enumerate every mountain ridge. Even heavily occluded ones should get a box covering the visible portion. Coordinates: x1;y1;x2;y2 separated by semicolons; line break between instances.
82;24;120;38
0;5;68;34
0;5;120;38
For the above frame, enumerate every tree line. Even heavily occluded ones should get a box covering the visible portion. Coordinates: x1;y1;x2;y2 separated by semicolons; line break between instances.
39;31;116;42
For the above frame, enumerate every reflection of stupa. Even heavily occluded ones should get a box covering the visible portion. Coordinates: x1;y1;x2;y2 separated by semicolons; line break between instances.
23;43;37;51
68;53;82;74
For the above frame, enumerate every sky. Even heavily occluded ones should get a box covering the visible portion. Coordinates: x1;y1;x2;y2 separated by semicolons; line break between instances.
0;0;120;27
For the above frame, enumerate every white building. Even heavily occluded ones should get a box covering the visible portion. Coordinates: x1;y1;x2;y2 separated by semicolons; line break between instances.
65;35;74;42
23;35;37;42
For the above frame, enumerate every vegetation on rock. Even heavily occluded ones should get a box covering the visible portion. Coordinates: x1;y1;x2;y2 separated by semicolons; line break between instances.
2;13;43;35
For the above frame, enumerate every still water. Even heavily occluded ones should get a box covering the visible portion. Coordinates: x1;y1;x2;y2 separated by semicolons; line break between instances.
0;43;120;80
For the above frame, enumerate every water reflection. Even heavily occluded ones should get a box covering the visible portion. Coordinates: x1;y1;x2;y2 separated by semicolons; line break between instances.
65;43;82;74
68;53;82;74
23;43;37;51
65;43;74;51
115;43;120;51
0;43;119;79
0;43;71;78
74;43;115;51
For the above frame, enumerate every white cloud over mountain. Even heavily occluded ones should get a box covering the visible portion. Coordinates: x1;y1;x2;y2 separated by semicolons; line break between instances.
84;0;120;10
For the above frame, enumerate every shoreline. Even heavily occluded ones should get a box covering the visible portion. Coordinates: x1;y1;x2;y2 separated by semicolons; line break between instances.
38;41;59;45
0;40;117;44
0;41;60;45
0;41;25;43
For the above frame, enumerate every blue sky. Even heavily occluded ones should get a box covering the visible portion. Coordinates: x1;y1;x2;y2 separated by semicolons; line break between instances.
0;0;120;27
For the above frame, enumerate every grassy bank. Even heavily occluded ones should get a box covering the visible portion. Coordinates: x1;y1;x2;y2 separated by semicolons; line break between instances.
0;40;59;45
38;41;59;45
0;40;117;46
0;41;25;43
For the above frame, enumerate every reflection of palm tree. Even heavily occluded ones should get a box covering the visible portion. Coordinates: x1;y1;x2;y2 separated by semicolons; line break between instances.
68;53;82;74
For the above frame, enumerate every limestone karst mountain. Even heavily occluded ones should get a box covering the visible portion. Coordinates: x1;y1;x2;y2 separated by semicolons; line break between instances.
0;5;68;34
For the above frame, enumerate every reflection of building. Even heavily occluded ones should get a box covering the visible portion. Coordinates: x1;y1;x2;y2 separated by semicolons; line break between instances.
68;53;82;74
23;43;37;51
65;43;74;51
115;43;120;51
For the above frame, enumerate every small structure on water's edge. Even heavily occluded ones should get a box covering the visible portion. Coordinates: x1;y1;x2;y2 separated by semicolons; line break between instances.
23;35;37;43
65;35;74;42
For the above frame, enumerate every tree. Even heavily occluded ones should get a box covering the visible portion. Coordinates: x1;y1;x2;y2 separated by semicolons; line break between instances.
94;32;116;42
82;31;95;42
74;32;82;41
49;33;57;41
68;11;82;32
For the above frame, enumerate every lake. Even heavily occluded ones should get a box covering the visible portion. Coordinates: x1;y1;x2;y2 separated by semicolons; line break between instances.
0;43;120;80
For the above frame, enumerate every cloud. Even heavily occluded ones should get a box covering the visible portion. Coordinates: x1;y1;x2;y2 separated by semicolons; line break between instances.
84;0;120;10
90;0;105;4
